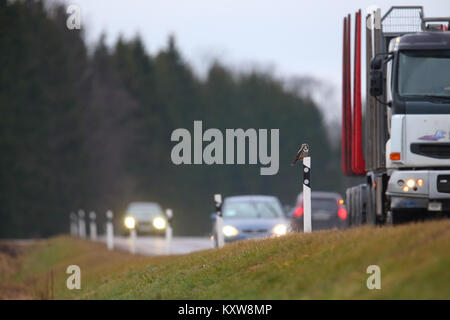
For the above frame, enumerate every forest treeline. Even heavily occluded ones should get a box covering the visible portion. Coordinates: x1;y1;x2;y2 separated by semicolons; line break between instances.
0;0;343;237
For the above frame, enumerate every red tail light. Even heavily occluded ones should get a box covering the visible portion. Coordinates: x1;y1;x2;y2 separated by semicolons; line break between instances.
338;207;348;220
293;205;304;218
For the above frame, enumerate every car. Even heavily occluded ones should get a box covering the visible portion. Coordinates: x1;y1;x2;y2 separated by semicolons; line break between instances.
291;192;348;231
211;195;290;247
123;202;167;235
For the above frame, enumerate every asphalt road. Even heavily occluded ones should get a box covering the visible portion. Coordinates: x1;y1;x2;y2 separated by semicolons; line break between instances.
100;235;213;256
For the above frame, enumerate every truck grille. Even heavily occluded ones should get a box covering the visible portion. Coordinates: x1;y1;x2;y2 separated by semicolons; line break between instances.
410;143;450;159
437;175;450;193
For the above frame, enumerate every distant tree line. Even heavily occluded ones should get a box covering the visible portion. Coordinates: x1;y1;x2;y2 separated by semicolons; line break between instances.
0;0;344;237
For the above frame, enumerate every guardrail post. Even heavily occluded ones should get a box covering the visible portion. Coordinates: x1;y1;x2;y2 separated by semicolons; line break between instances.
215;194;224;248
78;210;86;238
129;228;136;254
106;210;114;250
165;208;173;254
89;211;97;241
70;212;78;236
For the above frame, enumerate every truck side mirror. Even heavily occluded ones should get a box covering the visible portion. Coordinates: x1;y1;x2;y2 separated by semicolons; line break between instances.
370;70;384;97
370;56;383;70
370;56;384;97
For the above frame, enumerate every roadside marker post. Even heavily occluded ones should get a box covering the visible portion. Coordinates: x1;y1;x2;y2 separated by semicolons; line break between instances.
78;210;86;238
303;156;312;233
70;212;78;236
292;143;312;233
106;210;114;250
165;209;173;254
214;194;224;248
129;228;137;254
89;211;97;241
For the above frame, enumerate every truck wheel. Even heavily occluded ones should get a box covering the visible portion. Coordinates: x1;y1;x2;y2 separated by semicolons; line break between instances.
354;187;361;226
366;185;377;225
345;188;352;227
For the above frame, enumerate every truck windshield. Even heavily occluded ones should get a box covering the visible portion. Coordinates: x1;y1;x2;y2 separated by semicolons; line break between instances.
398;50;450;100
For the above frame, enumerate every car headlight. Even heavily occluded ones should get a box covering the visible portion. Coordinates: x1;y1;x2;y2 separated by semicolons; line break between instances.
273;224;287;236
124;216;136;229
152;217;166;230
222;225;238;237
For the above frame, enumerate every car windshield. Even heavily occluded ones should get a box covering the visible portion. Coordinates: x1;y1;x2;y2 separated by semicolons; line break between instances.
127;204;163;219
398;50;450;99
223;200;284;219
312;198;338;215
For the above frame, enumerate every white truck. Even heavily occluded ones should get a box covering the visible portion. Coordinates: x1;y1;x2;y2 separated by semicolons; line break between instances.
342;6;450;224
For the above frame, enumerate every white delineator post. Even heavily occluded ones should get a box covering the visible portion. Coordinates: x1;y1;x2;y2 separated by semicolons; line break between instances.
303;156;312;233
106;210;114;250
129;228;137;254
165;209;173;254
215;194;224;248
70;212;78;236
78;210;86;238
89;211;97;241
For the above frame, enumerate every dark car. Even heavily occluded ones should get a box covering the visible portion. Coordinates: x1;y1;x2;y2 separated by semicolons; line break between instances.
291;192;347;231
122;202;167;235
212;195;290;247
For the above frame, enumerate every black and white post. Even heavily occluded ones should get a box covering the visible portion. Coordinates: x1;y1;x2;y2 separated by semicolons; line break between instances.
214;194;224;248
302;156;312;233
106;210;114;250
89;211;97;241
165;208;173;254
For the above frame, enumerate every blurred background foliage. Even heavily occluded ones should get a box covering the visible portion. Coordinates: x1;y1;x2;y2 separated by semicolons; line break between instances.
0;0;348;237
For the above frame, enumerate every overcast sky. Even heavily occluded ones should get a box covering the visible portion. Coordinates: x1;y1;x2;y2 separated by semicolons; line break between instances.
58;0;449;121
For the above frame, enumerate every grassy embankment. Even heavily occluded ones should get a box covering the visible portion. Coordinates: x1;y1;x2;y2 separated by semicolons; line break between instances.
1;219;450;299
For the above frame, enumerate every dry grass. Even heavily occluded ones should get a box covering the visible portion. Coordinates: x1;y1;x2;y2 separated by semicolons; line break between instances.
0;241;34;299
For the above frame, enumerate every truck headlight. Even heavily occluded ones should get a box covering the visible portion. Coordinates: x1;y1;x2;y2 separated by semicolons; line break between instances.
223;225;238;237
273;224;288;236
152;217;166;230
406;179;415;188
124;216;136;229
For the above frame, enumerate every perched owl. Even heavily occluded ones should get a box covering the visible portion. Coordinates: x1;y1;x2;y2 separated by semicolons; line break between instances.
291;143;309;165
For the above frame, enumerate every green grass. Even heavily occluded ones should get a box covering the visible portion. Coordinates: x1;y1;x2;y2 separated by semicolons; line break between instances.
5;219;450;299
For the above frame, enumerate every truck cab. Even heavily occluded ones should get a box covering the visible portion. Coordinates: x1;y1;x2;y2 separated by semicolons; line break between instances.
384;31;450;218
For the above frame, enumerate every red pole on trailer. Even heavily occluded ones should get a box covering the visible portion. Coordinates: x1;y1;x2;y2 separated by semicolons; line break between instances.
341;16;349;175
346;14;353;175
352;10;366;175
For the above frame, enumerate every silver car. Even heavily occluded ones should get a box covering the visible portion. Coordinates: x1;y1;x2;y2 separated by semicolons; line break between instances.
123;202;167;235
212;195;290;247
